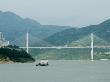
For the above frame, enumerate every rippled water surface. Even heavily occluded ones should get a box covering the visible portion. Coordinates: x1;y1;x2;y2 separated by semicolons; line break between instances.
0;60;110;82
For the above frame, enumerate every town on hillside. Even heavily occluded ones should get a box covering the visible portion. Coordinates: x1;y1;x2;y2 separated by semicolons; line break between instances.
0;32;9;47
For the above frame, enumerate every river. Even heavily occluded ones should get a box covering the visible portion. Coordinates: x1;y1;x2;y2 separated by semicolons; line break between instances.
0;60;110;82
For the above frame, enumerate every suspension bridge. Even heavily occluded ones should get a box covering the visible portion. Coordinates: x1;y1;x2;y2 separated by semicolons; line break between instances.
10;32;110;61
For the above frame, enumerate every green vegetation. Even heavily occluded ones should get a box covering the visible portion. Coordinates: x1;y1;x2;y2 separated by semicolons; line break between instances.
45;20;110;46
34;48;91;60
31;48;110;60
0;45;35;63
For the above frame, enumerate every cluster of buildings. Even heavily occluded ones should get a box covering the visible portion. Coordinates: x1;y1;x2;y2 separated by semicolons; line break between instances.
0;32;9;47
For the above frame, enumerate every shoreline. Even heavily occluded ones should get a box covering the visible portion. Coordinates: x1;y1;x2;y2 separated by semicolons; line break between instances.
0;60;14;64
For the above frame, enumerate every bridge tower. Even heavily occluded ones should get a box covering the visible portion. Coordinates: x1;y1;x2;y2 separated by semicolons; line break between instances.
26;32;29;53
91;33;94;61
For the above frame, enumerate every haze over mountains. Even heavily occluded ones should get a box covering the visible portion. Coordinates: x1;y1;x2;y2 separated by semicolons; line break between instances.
45;20;110;46
0;11;110;59
0;11;110;47
0;11;71;46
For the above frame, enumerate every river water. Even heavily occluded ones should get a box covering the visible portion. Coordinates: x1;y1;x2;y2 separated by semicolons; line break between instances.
0;60;110;82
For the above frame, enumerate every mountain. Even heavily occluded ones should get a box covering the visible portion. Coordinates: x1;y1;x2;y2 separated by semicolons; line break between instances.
1;11;110;60
45;19;110;46
0;11;71;46
36;20;110;60
68;34;110;47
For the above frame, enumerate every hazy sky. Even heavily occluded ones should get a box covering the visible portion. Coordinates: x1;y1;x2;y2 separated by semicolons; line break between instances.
0;0;110;27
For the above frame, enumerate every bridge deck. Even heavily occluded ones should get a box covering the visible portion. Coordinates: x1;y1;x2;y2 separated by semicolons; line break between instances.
20;46;110;49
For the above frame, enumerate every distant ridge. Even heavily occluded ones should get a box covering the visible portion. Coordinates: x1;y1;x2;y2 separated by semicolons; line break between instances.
0;11;71;46
45;19;110;46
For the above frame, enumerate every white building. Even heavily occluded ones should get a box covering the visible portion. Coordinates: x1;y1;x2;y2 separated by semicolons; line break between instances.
0;32;9;47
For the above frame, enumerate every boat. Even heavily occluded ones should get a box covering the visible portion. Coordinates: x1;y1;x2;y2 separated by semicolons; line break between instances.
100;59;109;61
36;60;49;66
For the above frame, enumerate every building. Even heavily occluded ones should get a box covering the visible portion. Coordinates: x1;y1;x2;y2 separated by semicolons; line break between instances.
0;32;9;47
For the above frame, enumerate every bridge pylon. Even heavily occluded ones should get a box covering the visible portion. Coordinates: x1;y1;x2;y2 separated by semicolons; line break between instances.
91;33;94;61
26;32;29;53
